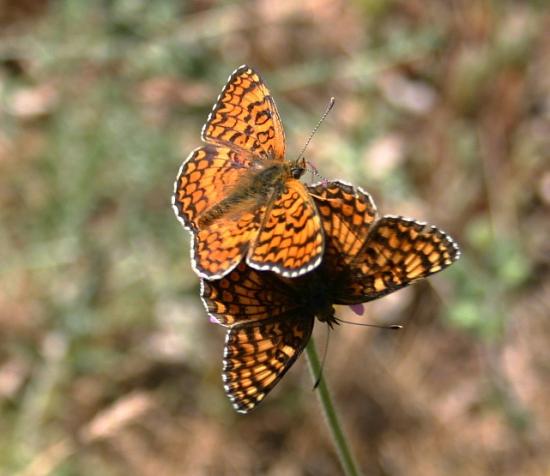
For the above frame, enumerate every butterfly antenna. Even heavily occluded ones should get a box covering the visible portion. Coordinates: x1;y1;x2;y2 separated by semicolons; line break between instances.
313;325;331;389
335;317;403;330
306;159;329;185
296;97;335;163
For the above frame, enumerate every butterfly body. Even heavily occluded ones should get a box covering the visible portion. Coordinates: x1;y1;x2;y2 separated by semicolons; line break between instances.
290;274;338;325
173;66;323;279
202;180;460;413
197;159;304;228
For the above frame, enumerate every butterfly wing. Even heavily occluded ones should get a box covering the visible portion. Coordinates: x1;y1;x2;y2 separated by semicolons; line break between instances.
192;211;263;279
247;179;324;277
202;65;286;161
308;180;378;273
172;144;255;232
173;66;290;278
223;315;314;413
337;216;460;303
201;261;313;413
201;262;300;326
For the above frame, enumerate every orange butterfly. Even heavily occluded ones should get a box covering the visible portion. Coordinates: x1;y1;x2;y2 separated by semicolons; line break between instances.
172;65;324;280
201;181;460;412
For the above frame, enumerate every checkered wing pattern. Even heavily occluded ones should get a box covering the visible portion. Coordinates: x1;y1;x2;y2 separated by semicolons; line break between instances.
247;179;324;277
338;216;461;303
173;66;325;279
201;261;313;413
309;181;378;272
202;65;286;160
201;262;299;326
172;144;255;232
192;212;263;279
223;316;314;413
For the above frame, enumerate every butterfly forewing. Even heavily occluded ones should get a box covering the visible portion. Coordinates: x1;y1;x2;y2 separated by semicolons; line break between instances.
309;181;377;272
337;216;460;303
223;315;314;413
172;144;255;232
202;65;286;160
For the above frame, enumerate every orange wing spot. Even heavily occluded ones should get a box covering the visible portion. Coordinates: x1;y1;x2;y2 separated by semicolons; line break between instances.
388;234;400;248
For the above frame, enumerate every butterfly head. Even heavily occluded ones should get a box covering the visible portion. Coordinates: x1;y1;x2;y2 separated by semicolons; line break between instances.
290;157;307;179
316;305;338;329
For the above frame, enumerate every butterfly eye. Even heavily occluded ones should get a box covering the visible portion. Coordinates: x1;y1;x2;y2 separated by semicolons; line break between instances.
291;168;303;179
291;157;306;178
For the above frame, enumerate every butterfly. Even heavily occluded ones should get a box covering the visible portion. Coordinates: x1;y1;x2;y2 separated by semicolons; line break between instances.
172;65;324;280
201;181;460;413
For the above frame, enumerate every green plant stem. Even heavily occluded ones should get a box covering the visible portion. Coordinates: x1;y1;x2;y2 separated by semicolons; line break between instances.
305;338;361;476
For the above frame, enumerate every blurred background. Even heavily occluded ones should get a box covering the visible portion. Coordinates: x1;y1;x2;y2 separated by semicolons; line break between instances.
1;0;549;475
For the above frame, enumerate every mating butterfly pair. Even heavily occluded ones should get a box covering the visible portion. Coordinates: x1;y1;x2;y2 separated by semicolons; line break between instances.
172;65;460;413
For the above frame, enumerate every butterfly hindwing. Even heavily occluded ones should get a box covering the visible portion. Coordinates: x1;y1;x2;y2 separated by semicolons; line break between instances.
192;212;263;279
201;262;300;326
247;179;324;277
223;315;314;413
